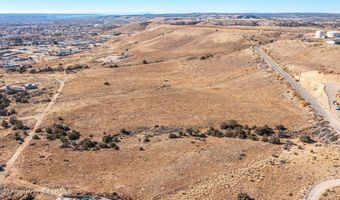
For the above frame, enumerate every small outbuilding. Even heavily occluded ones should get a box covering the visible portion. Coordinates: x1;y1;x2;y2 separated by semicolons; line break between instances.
24;83;38;90
326;40;340;45
315;31;326;38
326;31;340;38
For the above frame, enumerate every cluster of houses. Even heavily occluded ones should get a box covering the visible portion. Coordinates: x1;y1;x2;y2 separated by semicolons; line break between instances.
1;83;38;94
0;20;117;69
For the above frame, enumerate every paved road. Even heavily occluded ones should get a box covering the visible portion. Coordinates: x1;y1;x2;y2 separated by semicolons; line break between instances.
255;46;340;134
255;46;340;200
306;179;340;200
0;73;68;186
324;83;340;121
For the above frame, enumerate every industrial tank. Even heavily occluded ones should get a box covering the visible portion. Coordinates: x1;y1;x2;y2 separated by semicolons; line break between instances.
326;31;340;38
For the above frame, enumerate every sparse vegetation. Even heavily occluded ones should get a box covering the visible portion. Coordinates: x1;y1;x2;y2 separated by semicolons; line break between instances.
32;135;40;140
206;127;224;137
268;136;281;145
169;133;179;139
1;120;10;129
220;120;241;130
300;135;315;144
67;130;81;140
237;192;255;200
254;125;274;136
79;138;97;150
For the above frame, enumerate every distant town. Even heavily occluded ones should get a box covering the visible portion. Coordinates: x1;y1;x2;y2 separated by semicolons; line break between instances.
0;14;129;69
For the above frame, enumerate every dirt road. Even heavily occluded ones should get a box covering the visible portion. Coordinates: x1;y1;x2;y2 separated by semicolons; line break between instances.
255;46;340;134
306;179;340;200
0;74;68;186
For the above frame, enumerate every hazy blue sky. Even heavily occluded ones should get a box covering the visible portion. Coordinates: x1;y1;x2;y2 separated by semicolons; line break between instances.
0;0;339;14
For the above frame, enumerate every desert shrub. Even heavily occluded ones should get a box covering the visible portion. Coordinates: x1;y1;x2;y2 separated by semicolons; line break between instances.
35;128;42;133
142;60;148;64
110;142;120;150
32;135;40;140
237;192;255;200
9;115;18;125
9;109;16;115
46;134;57;140
277;131;290;138
99;142;109;148
283;140;295;151
14;132;23;141
261;136;269;142
169;133;179;139
255;126;274;136
102;135;113;143
67;130;81;140
178;131;187;137
143;136;151;143
15;96;29;103
243;125;250;130
1;120;10;128
60;141;70;149
300;135;315;144
45;127;53;134
104;82;110;86
13;121;25;130
190;129;207;138
109;64;119;68
224;129;236;138
59;136;69;143
275;124;286;130
206;127;224;137
302;101;310;107
268;136;281;145
200;54;214;60
120;129;131;135
185;128;194;135
220;120;241;130
248;134;258;141
236;129;247;139
80;138;97;150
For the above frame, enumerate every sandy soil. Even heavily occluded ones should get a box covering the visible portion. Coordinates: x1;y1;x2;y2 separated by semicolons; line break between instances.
320;187;340;200
1;25;338;200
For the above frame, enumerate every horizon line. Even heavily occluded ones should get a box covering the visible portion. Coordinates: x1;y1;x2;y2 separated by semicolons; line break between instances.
0;12;340;15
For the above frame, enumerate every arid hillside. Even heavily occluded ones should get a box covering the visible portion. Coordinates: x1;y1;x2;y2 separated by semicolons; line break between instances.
1;24;339;200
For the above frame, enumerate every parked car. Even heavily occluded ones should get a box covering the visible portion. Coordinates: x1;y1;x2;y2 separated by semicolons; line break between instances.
336;105;340;110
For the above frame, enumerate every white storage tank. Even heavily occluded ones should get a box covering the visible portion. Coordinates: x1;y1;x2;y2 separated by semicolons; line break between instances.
326;31;340;38
326;40;340;45
315;31;326;38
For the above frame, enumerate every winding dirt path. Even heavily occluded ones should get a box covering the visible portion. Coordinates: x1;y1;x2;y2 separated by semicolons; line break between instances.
0;72;68;186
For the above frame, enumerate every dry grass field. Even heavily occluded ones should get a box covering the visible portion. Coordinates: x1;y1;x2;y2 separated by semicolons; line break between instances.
1;24;340;200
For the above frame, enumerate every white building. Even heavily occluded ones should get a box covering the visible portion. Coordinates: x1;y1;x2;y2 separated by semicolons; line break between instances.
326;40;340;45
24;83;38;90
315;31;326;38
326;31;340;38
